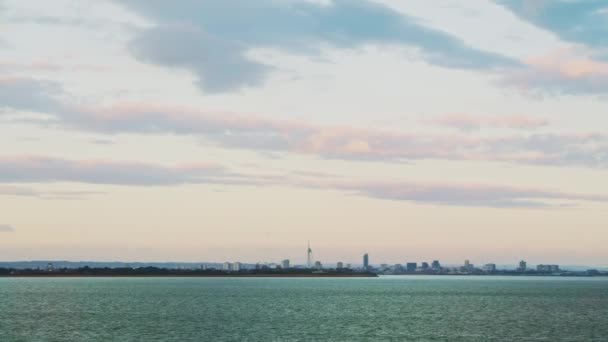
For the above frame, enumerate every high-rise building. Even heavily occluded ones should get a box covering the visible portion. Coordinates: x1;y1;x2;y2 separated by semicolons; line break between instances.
222;262;231;271
421;262;430;270
363;253;369;270
406;262;417;272
518;260;527;272
232;262;242;271
464;260;474;271
431;260;441;270
281;259;290;269
337;262;344;269
314;261;323;270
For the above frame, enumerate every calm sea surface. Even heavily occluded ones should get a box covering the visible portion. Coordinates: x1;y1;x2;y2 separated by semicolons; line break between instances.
1;276;607;341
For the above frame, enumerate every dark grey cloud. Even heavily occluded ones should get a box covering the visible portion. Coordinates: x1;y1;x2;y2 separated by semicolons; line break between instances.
117;0;514;92
0;224;15;232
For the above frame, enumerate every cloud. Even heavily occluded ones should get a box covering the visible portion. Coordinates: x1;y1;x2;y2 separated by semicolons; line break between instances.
502;48;608;95
1;155;606;208
2;77;607;168
130;24;271;93
65;103;608;167
0;77;63;113
0;155;228;186
117;0;514;92
0;184;103;200
0;224;15;233
430;113;548;131
325;180;608;208
497;0;608;49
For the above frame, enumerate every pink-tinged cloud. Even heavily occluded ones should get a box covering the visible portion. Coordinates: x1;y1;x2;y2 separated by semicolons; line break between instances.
504;48;608;95
2;78;608;167
431;113;549;130
1;155;607;208
0;155;226;186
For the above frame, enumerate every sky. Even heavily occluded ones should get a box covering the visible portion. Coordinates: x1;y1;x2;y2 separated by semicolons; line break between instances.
1;0;607;266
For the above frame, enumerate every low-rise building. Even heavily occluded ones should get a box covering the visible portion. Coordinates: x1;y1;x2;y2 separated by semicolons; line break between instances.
482;263;496;272
537;264;560;273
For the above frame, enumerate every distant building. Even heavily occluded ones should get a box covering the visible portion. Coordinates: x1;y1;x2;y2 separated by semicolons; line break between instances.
200;264;207;271
363;253;369;270
307;242;314;269
421;262;430;270
232;262;242;272
537;264;560;273
46;262;54;272
482;263;496;272
337;262;344;269
314;261;323;270
406;262;417;272
431;260;441;270
394;264;403;272
281;259;290;269
518;260;527;272
464;260;474;271
222;262;232;271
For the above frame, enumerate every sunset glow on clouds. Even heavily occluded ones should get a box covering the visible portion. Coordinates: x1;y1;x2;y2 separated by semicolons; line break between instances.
1;0;607;264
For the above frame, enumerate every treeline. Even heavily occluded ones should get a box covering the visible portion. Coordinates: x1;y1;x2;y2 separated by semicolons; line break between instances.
0;266;376;277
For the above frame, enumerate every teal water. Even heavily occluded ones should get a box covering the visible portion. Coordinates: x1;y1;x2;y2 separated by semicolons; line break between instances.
1;276;607;341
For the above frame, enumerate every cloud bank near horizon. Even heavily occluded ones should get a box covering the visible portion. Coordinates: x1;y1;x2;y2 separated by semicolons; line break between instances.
0;224;15;233
1;154;606;208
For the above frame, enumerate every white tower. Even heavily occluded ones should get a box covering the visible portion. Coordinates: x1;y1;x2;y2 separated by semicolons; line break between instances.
307;241;313;268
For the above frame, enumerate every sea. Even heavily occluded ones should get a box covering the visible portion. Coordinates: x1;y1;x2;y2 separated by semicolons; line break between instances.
1;276;607;341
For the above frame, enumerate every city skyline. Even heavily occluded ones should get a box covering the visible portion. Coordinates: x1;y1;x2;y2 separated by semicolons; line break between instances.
2;0;608;265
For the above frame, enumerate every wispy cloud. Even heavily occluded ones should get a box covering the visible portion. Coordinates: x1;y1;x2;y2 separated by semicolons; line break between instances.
0;224;15;233
0;184;103;200
503;48;608;95
1;154;607;208
0;155;227;186
430;113;549;131
2;76;607;168
296;179;608;208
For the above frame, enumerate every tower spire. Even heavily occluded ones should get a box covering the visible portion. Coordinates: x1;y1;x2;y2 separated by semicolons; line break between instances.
307;241;313;268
